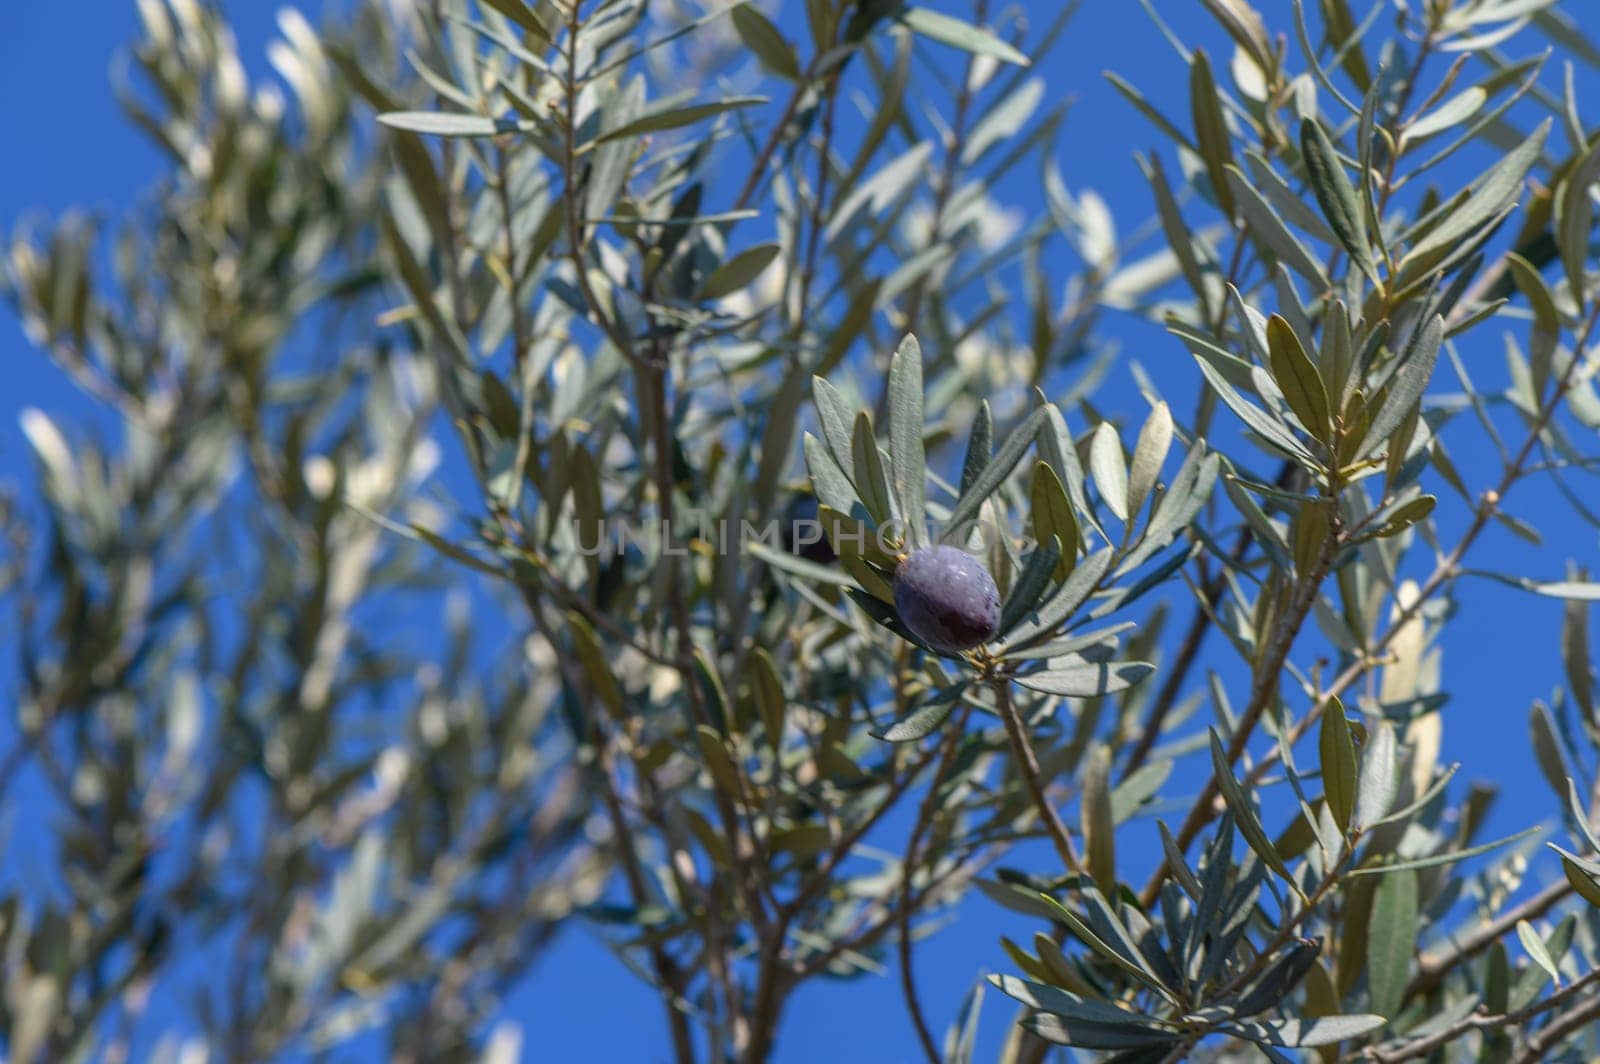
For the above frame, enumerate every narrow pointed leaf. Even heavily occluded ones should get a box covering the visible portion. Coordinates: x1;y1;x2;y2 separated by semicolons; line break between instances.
1356;720;1399;827
1350;827;1542;876
804;433;859;516
1404;120;1550;267
1089;422;1129;522
874;686;965;742
1082;744;1117;890
1015;662;1154;697
1267;314;1331;442
1030;462;1079;577
1320;698;1357;834
1210;730;1299;890
959;400;994;497
812;376;859;478
942;408;1048;539
1126;402;1173;521
898;7;1030;66
597;96;767;142
1518;919;1562;988
1360;315;1442;458
887;335;926;546
1300;117;1376;283
1560;852;1600;907
1367;868;1417;1019
1190;50;1236;216
1228;168;1330;287
1001;536;1062;636
731;4;801;80
1225;1015;1388;1047
1559;136;1600;299
380;111;520;138
699;242;780;300
1531;700;1570;801
852;412;894;525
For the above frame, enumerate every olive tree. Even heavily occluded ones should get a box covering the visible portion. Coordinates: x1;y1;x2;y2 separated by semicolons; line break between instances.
8;0;1600;1061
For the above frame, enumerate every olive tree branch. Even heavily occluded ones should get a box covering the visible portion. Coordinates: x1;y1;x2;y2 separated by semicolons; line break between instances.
1245;301;1600;789
1128;10;1437;814
993;677;1083;875
742;738;948;1063
899;706;976;1064
1147;301;1600;906
1139;492;1340;907
1365;966;1600;1063
1126;4;1436;791
1404;877;1575;1001
518;584;698;1064
1510;990;1600;1063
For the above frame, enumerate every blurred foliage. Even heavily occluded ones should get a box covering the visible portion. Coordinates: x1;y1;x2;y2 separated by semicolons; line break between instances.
7;0;1600;1061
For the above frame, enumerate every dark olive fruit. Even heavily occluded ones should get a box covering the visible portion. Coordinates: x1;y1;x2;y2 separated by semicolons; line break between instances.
782;494;837;564
892;545;1000;653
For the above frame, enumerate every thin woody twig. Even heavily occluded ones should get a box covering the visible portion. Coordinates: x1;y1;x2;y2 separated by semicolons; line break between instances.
1366;967;1600;1062
994;678;1083;875
1405;878;1574;1001
1147;304;1600;904
898;706;974;1064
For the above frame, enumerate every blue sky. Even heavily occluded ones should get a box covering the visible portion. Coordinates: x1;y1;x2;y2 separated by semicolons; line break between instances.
3;2;1598;1061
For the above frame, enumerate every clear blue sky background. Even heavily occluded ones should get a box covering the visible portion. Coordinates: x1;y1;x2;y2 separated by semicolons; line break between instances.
3;2;1597;1061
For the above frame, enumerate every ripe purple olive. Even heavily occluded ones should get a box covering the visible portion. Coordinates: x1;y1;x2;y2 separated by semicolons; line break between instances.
782;494;837;564
893;545;1001;654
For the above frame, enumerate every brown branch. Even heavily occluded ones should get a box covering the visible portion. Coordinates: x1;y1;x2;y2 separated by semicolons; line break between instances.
742;739;945;1062
1366;967;1600;1063
1139;514;1337;908
519;584;698;1063
1241;301;1600;795
732;74;812;214
1404;878;1574;1001
1148;301;1600;906
994;678;1083;875
898;709;974;1064
1511;990;1600;1063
